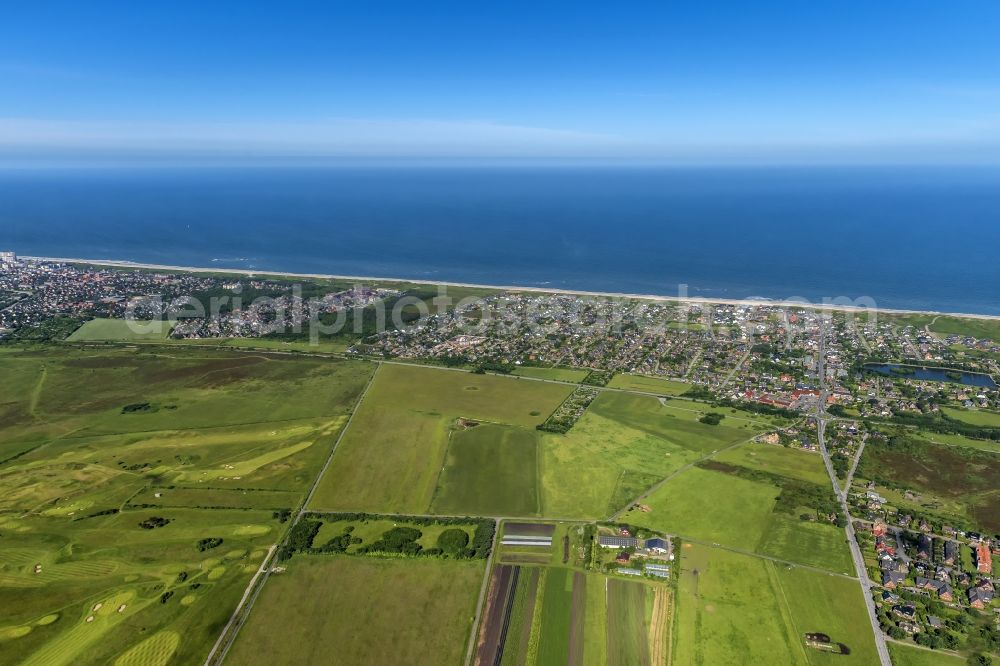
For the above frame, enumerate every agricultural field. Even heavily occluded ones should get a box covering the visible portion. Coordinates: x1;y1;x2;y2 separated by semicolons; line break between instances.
607;374;691;395
432;423;540;516
625;462;852;573
0;347;373;664
538;391;779;519
511;366;589;382
228;554;484;665
589;392;784;453
309;363;572;514
474;565;666;666
713;441;830;486
539;409;703;519
672;543;878;665
66;318;175;342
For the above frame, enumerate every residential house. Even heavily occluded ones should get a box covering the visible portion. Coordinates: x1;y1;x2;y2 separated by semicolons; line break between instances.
943;540;959;566
882;571;906;589
975;542;993;574
917;535;933;560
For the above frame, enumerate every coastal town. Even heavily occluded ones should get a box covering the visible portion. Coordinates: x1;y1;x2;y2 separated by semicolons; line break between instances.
1;253;999;662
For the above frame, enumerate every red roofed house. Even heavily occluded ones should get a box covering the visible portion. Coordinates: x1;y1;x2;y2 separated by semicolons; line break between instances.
976;542;993;574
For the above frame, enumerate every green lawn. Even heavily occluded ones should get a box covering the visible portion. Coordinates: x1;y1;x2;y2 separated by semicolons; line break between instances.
607;374;691;395
672;543;877;665
67;318;175;341
713;442;831;486
309;363;572;513
432;424;540;516
756;513;854;574
227;555;484;665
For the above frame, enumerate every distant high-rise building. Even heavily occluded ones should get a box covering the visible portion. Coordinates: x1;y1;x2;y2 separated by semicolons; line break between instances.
0;251;16;267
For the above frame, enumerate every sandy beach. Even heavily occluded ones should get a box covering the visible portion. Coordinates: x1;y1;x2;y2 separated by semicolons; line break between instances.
24;255;1000;322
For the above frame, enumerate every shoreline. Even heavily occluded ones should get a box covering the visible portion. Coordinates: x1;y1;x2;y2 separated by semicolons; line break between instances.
24;255;1000;322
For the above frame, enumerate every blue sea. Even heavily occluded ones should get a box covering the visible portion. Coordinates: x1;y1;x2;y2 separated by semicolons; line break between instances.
0;166;998;315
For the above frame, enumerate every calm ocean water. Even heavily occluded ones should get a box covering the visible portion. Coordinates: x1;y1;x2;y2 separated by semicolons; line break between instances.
0;166;998;315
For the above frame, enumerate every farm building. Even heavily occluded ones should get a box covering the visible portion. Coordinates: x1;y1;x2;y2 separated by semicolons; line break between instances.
599;535;639;549
644;537;669;554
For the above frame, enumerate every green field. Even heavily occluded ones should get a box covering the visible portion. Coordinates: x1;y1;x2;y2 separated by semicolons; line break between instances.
537;391;778;519
892;313;1000;342
626;466;780;546
0;347;373;664
481;566;664;666
539;409;702;519
673;543;878;665
227;555;484;665
941;406;1000;428
888;642;966;665
625;463;852;572
67;318;175;341
432;423;540;516
590;392;781;454
512;366;589;382
606;578;651;666
309;363;572;513
607;374;691;395
713;442;830;486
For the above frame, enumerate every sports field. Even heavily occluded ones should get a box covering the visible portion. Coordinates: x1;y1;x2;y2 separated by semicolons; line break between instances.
309;363;572;513
0;347;373;664
672;543;878;665
67;318;175;341
228;555;484;665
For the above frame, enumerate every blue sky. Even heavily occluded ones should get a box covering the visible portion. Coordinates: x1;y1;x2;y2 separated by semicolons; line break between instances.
2;1;999;164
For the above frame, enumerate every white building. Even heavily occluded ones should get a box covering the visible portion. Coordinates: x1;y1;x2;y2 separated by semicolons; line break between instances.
0;252;16;267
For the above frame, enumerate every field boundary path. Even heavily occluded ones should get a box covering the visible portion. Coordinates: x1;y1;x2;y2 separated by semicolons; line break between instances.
204;364;381;666
815;323;891;666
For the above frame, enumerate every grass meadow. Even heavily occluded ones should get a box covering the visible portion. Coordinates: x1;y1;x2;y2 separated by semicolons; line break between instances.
227;555;484;665
606;374;691;395
511;366;589;382
66;318;175;342
672;543;877;665
309;363;572;514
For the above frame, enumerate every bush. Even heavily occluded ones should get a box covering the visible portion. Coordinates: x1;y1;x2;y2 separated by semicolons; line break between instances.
437;528;470;555
138;516;171;530
196;537;224;552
